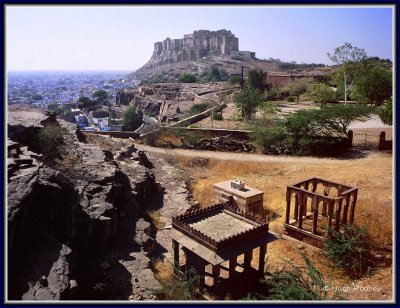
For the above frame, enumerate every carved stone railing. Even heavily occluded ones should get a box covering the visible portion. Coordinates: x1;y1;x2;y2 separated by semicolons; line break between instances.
285;178;358;234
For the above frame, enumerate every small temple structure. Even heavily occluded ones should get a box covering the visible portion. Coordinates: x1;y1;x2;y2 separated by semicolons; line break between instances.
171;203;270;290
213;180;264;213
284;177;358;247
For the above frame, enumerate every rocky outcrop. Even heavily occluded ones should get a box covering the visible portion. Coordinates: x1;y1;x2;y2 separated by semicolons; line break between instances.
20;235;73;300
7;112;162;301
142;29;239;69
8;140;80;300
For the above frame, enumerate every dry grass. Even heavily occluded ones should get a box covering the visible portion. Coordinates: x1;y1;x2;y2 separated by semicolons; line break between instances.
179;153;392;246
165;152;393;299
153;259;174;285
146;210;166;230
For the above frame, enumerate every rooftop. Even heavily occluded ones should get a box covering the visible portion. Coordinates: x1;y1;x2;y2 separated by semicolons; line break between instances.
172;203;268;254
171;203;271;264
189;211;256;241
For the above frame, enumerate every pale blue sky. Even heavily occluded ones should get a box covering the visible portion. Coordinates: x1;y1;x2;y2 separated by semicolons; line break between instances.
6;5;393;71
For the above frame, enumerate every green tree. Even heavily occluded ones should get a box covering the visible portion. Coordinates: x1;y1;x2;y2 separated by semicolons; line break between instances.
286;104;374;138
77;96;96;109
219;68;229;80
122;107;143;131
92;89;109;102
265;86;281;101
233;86;264;121
202;66;229;82
285;79;311;103
32;94;43;101
250;101;286;154
204;66;221;81
328;42;368;105
306;83;335;106
284;104;374;154
47;103;65;115
188;102;211;115
379;98;392;125
351;66;392;104
247;68;266;91
178;73;197;83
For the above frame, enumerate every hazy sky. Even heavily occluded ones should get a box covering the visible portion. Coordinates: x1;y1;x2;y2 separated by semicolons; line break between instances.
6;5;393;71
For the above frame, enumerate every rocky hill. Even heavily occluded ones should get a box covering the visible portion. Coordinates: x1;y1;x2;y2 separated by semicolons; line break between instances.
132;29;280;84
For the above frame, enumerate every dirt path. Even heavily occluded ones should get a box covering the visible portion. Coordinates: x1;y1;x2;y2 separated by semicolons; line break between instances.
135;144;386;165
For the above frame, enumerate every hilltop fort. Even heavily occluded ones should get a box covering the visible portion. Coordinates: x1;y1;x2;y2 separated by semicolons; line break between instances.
142;29;255;69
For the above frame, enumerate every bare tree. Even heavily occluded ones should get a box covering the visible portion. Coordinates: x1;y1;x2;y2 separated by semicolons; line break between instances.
328;42;367;105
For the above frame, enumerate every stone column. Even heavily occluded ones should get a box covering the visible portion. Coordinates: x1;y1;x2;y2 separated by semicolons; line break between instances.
229;257;237;279
258;245;267;276
172;239;179;273
349;191;358;224
294;193;299;220
244;250;253;272
183;248;206;288
212;264;220;286
342;195;350;224
335;199;343;231
285;190;291;224
312;196;318;234
298;200;304;230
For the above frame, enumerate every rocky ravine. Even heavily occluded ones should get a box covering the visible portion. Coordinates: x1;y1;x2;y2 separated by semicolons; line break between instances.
7;110;162;300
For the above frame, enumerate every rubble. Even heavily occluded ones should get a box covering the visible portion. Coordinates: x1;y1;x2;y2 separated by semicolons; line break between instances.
194;135;255;152
186;157;209;168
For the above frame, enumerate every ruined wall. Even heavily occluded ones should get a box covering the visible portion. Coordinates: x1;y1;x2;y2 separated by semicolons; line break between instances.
144;29;239;69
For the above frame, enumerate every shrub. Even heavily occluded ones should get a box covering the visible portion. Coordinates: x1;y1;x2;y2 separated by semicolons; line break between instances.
263;252;339;300
38;123;66;160
250;122;288;154
247;68;266;91
188;102;210;115
178;73;197;83
296;136;348;156
170;128;203;145
122;106;143;131
379;97;392;125
306;82;336;105
212;112;223;120
265;86;282;101
233;86;264;121
47;103;66;115
142;130;162;146
287;96;295;102
228;76;241;86
154;266;202;300
324;224;376;279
